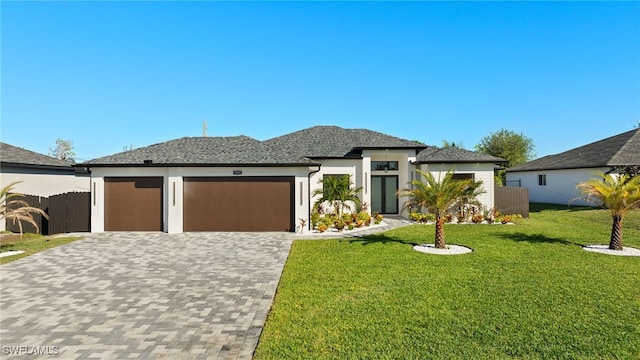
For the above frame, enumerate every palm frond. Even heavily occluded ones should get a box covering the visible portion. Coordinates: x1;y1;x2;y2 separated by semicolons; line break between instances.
1;181;49;236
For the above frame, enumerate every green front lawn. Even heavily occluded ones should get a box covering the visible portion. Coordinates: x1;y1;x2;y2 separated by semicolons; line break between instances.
255;205;640;359
0;233;82;265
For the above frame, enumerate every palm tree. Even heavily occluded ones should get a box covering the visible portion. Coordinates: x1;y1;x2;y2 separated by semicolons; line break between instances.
313;175;362;219
455;179;486;222
577;172;640;250
0;181;49;235
397;169;475;249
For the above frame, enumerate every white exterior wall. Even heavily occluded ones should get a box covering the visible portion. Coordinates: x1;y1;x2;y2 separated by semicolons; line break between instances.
417;163;497;212
364;150;416;216
90;166;316;233
310;150;417;216
310;159;361;214
506;167;609;206
1;171;90;197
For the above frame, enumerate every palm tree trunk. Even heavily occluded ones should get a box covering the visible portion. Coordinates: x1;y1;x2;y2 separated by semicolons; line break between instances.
609;215;623;251
435;217;446;249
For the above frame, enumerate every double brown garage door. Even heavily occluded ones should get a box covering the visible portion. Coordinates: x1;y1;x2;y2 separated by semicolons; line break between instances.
183;177;294;232
105;176;294;232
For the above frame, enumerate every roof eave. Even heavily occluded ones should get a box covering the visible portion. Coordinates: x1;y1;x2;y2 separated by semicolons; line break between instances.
506;164;612;172
82;162;320;168
353;146;428;151
412;160;507;165
1;161;75;171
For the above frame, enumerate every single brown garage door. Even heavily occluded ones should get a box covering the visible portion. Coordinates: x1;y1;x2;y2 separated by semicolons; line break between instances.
183;177;294;232
105;177;163;231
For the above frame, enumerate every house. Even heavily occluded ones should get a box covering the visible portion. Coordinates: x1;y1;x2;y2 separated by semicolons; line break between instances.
505;128;640;206
82;126;505;233
0;142;91;231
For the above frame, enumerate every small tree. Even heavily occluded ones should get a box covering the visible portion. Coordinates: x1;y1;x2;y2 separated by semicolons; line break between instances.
49;138;76;163
397;169;476;249
441;140;464;148
475;129;535;184
455;179;486;222
313;175;362;219
577;172;640;250
1;182;49;236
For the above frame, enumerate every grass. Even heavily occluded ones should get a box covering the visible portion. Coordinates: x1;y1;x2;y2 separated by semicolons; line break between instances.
0;233;82;265
255;205;640;359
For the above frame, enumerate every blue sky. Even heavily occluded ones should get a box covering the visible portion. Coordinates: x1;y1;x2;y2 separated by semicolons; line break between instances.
2;1;639;162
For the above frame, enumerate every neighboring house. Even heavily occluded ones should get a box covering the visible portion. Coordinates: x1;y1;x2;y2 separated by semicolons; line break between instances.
0;142;91;231
506;128;640;206
82;126;505;233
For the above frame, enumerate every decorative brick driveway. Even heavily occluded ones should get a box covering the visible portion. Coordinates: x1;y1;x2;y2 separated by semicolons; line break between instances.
0;232;293;359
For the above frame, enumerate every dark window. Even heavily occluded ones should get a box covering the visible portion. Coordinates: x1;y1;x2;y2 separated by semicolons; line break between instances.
452;173;475;181
538;174;547;186
372;161;398;171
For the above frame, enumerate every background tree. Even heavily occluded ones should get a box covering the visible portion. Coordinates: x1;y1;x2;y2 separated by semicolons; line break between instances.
49;138;76;163
397;169;480;249
441;140;464;148
577;172;640;250
474;129;535;184
1;182;49;236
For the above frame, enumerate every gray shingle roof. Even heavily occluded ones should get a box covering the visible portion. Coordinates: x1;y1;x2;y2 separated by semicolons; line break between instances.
415;146;506;164
263;126;427;158
83;136;319;166
82;126;501;167
507;129;640;172
0;142;73;167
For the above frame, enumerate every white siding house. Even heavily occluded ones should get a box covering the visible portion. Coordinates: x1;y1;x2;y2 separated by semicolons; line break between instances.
506;129;640;206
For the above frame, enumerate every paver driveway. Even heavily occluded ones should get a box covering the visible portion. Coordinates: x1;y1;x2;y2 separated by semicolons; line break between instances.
0;232;293;359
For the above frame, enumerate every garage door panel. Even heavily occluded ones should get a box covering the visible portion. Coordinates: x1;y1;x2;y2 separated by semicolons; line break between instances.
105;177;163;231
183;177;293;232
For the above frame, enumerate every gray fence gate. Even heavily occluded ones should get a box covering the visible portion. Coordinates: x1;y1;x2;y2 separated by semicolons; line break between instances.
494;186;529;218
6;192;90;235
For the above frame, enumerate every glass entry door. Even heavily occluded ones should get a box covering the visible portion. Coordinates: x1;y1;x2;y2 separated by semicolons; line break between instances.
371;176;398;214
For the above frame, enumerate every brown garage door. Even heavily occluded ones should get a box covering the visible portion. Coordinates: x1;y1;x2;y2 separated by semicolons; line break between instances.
105;177;163;231
183;177;294;232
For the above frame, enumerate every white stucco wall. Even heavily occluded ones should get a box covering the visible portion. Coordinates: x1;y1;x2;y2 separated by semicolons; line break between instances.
506;167;609;206
1;170;90;197
307;150;418;217
310;159;361;214
90;166;316;233
416;163;497;212
364;150;416;216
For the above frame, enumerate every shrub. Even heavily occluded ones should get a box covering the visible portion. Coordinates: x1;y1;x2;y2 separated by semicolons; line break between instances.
500;214;512;224
471;214;484;224
509;214;523;224
357;211;371;226
311;211;321;229
443;213;453;223
373;212;383;224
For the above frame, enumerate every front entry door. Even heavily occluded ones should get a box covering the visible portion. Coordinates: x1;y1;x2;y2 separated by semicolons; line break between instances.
371;176;398;214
